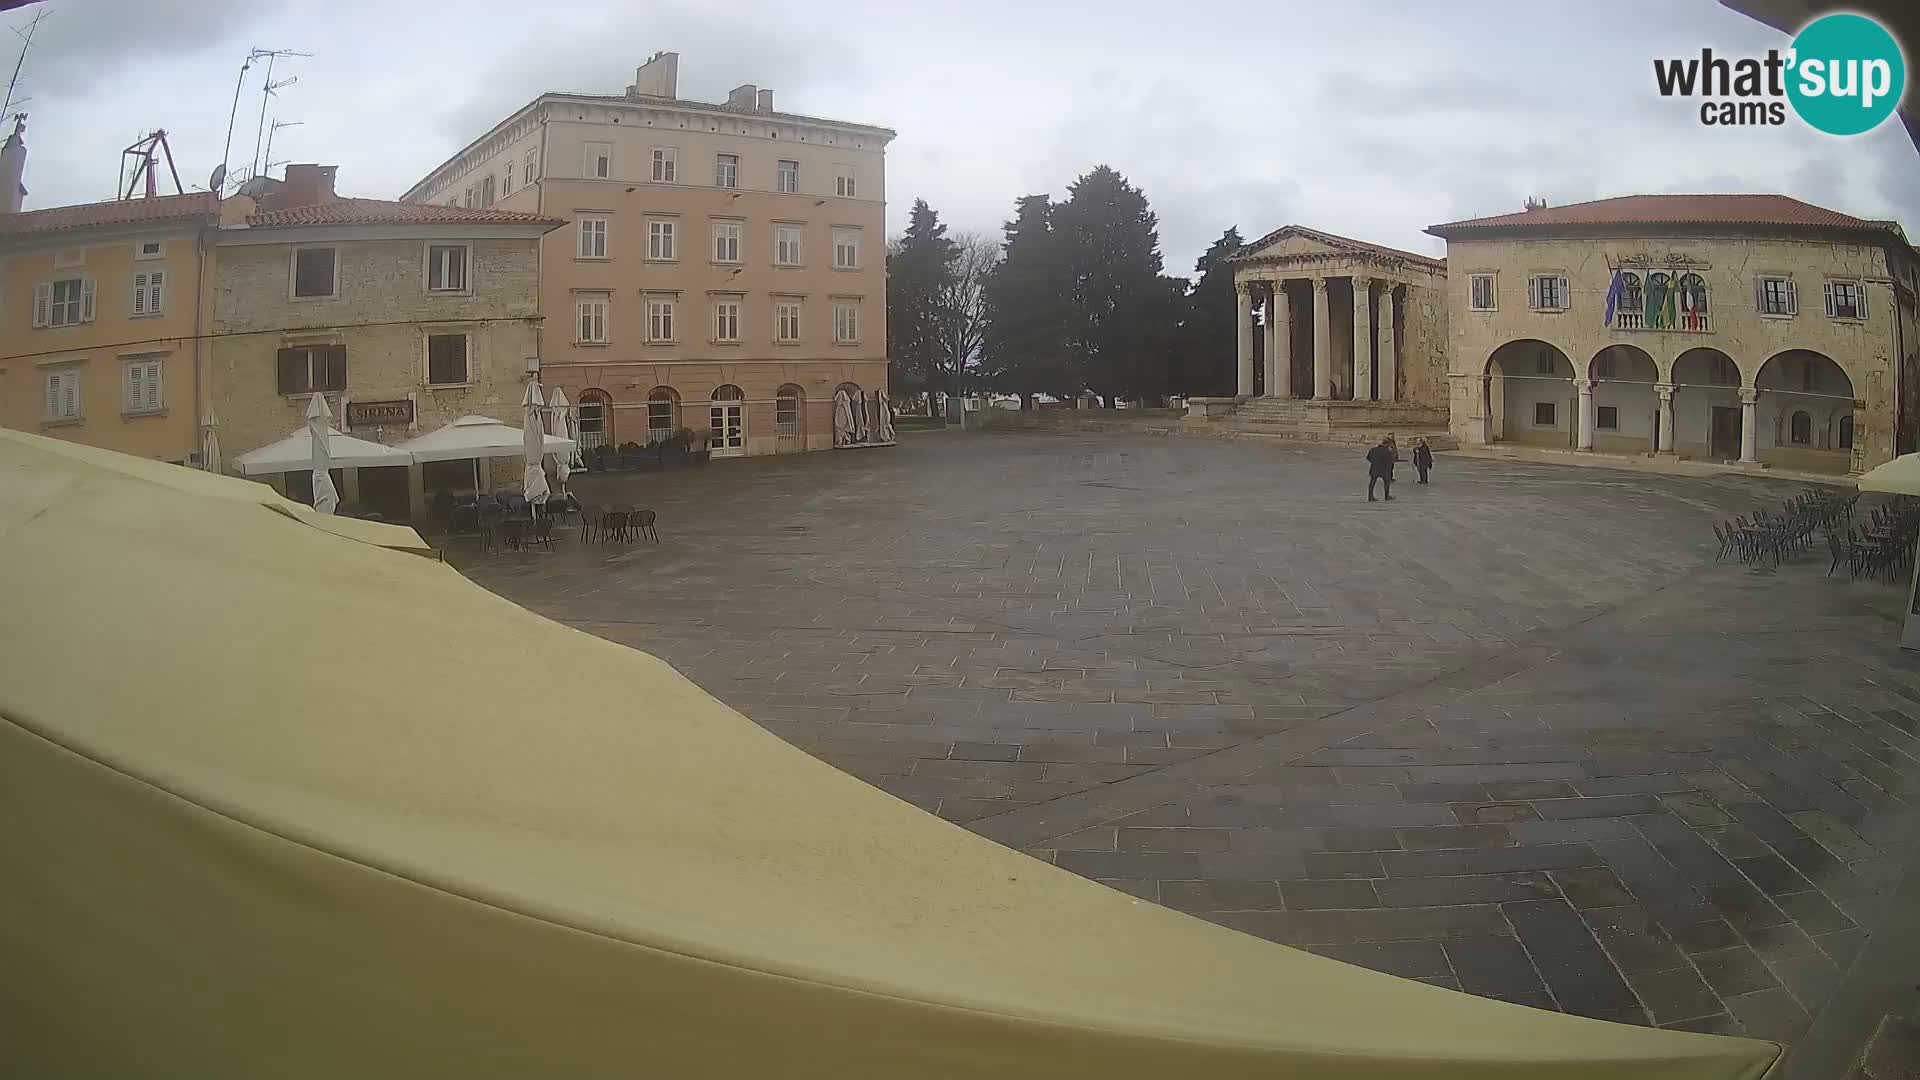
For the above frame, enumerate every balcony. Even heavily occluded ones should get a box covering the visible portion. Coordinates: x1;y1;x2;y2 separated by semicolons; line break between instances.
1608;308;1710;334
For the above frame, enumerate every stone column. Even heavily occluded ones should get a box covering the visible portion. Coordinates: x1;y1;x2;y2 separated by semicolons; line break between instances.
1375;282;1397;403
1739;387;1759;463
1352;277;1374;401
1575;379;1595;451
1264;285;1289;398
1312;278;1332;400
1654;383;1675;453
1236;283;1255;398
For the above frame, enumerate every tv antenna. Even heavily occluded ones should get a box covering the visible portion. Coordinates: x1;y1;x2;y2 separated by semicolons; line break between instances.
119;129;183;200
263;118;303;175
218;46;308;191
2;7;48;117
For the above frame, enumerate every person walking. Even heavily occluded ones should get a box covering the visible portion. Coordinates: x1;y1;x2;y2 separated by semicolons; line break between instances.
1412;438;1434;484
1366;437;1396;502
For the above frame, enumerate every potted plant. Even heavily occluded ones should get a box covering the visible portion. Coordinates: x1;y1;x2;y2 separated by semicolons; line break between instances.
662;428;691;464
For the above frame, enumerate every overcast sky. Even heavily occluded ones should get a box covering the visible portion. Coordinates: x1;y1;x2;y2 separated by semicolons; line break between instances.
10;0;1918;274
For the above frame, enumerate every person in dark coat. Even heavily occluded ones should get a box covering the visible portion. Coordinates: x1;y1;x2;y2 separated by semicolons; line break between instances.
1365;437;1396;502
1412;438;1435;484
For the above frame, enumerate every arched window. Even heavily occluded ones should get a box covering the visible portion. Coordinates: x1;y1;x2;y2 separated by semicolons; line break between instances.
646;386;679;442
712;384;744;401
709;384;746;455
1790;410;1812;445
776;384;804;437
1646;272;1670;328
480;175;496;207
1678;273;1708;331
576;388;612;449
1620;272;1643;312
1839;414;1855;450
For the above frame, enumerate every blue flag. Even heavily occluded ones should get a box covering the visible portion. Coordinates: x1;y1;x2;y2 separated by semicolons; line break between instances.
1603;269;1623;327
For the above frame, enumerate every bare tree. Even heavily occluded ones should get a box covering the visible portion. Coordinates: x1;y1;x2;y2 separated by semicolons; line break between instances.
936;229;999;396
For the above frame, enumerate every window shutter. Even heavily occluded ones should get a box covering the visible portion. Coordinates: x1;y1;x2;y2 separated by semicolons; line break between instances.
1754;276;1765;312
32;283;49;327
132;273;147;314
277;348;301;395
1557;276;1569;309
327;344;348;391
1859;284;1869;319
145;362;160;410
46;374;60;417
62;374;77;417
125;363;142;409
1785;279;1797;315
80;278;97;322
1824;282;1836;317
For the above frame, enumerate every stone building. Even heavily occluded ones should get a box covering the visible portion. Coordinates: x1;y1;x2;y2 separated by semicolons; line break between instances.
209;165;562;517
402;51;895;458
1427;195;1920;475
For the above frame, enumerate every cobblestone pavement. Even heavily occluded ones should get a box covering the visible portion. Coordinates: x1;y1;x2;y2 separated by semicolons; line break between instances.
458;431;1920;1074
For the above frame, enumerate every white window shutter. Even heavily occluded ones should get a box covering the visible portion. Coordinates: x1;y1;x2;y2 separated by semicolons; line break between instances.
151;270;164;312
147;363;161;410
132;273;147;314
65;374;77;417
125;363;140;409
1823;282;1836;317
1558;276;1569;308
46;374;59;417
1859;284;1869;319
80;279;96;322
1754;277;1765;312
1786;280;1797;315
32;283;49;327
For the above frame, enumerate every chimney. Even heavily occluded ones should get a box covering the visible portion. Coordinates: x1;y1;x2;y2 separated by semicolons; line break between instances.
281;164;338;208
756;88;774;111
628;51;679;99
726;84;758;110
0;114;26;215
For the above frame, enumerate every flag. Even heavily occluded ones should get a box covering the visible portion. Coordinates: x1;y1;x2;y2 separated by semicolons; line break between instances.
1603;269;1623;327
1645;274;1665;329
1663;279;1678;328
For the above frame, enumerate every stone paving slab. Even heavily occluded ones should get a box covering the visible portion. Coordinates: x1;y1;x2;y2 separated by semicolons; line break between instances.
459;431;1919;1075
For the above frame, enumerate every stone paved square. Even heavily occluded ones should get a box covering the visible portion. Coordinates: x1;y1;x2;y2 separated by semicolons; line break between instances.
459;431;1920;1077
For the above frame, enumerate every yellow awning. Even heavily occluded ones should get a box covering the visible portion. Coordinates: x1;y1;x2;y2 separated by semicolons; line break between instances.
0;428;1779;1079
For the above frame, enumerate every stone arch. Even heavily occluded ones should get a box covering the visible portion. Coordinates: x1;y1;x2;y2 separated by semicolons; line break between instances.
1668;348;1744;461
1754;350;1855;472
575;387;613;450
1483;340;1575;447
645;385;680;442
1588;345;1660;453
776;383;806;441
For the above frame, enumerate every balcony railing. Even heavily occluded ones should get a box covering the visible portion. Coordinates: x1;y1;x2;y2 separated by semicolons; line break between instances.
1609;309;1710;333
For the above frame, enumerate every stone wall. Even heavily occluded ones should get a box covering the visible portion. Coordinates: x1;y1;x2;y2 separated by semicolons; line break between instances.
1400;279;1450;412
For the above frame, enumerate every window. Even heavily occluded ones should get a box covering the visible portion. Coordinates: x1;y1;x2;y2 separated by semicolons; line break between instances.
130;269;165;316
1676;272;1708;331
1825;280;1866;320
577;217;609;259
1621;272;1644;312
833;228;859;269
523;147;538;187
714;153;739;188
576;296;609;343
835;167;856;198
501;163;513;196
44;369;80;421
1840;414;1855;449
776;384;802;436
1528;273;1568;311
427;334;470;385
292;248;337;298
1790;410;1813;445
651;147;677;182
1594;354;1615;379
123;357;163;414
1533;401;1556;426
1469;273;1495;311
714;300;741;342
647;298;676;342
464;187;475;208
1758;276;1797;316
276;344;347;395
1535;352;1557;376
834;302;859;343
34;277;95;327
776;226;802;266
577;389;611;449
1712;355;1738;385
135;240;164;260
776;301;801;342
427;245;468;292
585;142;612;179
1596;405;1618;431
648;219;676;260
776;159;799;193
646;387;678;441
481;175;496;207
712;221;742;263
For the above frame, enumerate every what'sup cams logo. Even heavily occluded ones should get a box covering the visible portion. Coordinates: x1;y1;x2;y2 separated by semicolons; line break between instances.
1654;12;1906;135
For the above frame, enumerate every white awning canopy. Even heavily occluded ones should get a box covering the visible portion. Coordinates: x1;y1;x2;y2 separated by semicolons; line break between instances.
233;428;414;475
398;415;575;464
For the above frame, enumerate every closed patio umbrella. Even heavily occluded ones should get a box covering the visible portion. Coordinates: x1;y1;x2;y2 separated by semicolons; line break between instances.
522;379;551;508
200;410;222;474
833;390;855;446
307;394;339;515
547;387;573;491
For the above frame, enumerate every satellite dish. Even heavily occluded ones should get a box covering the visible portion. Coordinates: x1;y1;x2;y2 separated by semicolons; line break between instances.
208;164;227;192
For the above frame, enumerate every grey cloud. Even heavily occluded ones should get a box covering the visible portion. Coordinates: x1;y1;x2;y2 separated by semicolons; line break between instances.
6;0;277;100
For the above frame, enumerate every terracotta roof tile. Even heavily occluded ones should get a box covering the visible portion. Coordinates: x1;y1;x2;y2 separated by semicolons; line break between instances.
245;197;563;229
0;192;218;237
1426;194;1895;236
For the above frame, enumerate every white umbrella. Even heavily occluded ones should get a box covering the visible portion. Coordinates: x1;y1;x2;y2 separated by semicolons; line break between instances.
397;416;573;463
546;387;573;491
306;394;339;515
521;380;551;508
878;392;897;442
200;410;222;474
833;391;855;446
234;429;413;475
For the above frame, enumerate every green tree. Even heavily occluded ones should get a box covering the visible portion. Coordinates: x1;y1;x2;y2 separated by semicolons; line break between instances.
1173;227;1245;397
886;199;958;402
981;194;1077;406
1055;165;1176;404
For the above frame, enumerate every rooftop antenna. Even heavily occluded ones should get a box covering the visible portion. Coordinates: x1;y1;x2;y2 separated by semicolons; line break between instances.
249;50;306;183
2;8;48;118
119;129;183;200
263;118;302;176
219;47;307;192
